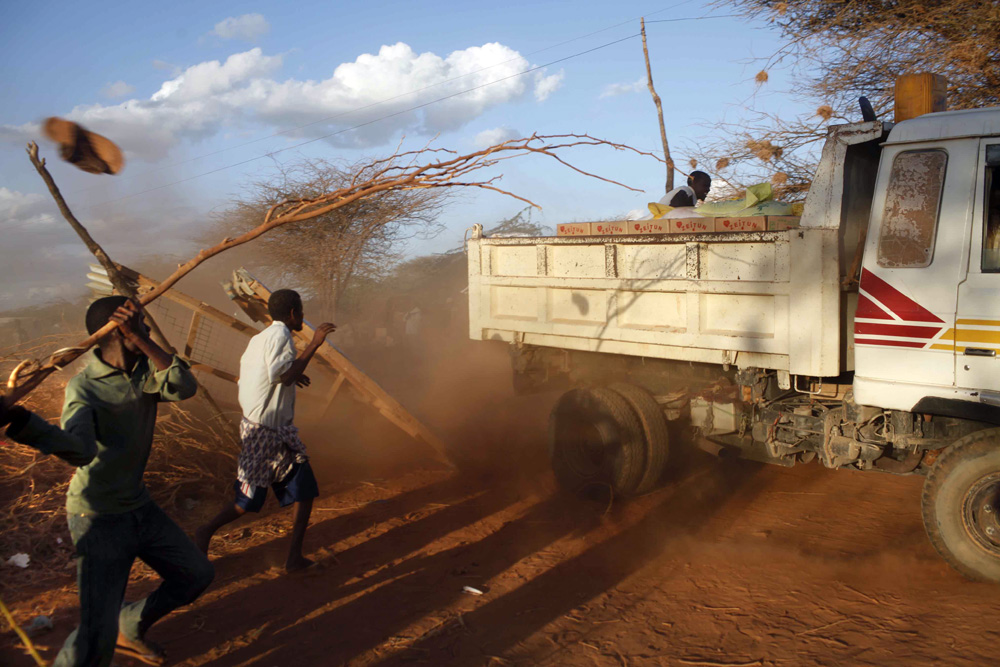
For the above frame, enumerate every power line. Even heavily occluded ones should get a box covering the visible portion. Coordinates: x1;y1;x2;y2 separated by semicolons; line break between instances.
66;0;713;197
645;14;739;23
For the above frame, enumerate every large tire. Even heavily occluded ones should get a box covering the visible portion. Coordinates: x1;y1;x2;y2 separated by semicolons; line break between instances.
548;387;646;497
921;428;1000;583
610;383;670;495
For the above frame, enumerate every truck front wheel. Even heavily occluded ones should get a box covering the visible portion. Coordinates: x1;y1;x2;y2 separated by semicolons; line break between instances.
548;387;646;497
921;428;1000;583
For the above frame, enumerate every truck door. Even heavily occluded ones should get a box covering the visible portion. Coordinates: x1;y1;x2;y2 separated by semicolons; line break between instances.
955;142;1000;396
855;138;978;402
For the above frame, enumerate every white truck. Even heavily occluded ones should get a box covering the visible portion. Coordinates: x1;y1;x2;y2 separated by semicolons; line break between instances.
466;106;1000;582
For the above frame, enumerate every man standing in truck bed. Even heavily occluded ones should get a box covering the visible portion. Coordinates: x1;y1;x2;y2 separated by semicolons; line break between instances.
196;289;335;572
0;296;213;666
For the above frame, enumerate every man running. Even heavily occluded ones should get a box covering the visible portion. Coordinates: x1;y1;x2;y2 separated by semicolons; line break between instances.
0;297;212;666
196;289;335;572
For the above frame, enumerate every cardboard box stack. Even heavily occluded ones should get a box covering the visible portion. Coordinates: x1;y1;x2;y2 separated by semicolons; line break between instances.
556;216;801;236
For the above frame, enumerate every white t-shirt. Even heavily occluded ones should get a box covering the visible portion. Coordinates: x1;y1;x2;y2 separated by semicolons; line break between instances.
238;321;298;427
659;185;697;208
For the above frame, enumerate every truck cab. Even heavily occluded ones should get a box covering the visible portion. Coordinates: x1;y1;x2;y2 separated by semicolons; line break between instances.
854;109;1000;422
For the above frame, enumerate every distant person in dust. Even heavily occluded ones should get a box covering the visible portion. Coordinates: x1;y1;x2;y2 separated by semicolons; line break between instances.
0;296;211;667
196;289;336;572
661;170;712;208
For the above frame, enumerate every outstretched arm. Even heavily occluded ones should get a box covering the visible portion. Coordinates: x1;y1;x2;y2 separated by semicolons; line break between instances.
1;393;97;467
280;323;336;387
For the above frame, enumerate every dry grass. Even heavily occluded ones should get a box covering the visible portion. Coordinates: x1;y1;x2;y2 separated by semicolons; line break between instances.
0;334;239;594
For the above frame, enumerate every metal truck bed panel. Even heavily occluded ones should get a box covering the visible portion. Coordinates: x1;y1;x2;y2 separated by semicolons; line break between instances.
468;228;842;376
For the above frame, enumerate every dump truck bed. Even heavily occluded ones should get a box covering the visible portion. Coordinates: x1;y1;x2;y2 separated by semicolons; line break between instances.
467;227;842;377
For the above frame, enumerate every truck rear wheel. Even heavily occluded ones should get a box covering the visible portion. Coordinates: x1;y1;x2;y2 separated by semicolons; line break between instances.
921;428;1000;583
548;387;646;497
610;383;669;495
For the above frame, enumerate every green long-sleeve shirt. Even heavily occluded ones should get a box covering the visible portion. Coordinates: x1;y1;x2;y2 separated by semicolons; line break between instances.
9;352;197;515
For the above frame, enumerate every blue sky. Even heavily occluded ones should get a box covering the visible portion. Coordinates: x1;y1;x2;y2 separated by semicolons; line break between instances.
0;0;805;310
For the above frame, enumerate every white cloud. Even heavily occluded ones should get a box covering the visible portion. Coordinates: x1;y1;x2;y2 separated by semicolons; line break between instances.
474;127;521;148
600;77;646;98
101;80;136;98
1;42;560;161
534;70;564;102
0;188;55;226
0;188;202;311
210;14;270;42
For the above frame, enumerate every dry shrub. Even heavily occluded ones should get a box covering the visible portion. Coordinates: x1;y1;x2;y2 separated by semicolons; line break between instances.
745;139;784;163
0;335;238;593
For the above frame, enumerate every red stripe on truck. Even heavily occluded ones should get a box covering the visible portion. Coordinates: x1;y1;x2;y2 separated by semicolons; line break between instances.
855;294;894;320
860;269;943;323
853;322;942;339
854;337;928;348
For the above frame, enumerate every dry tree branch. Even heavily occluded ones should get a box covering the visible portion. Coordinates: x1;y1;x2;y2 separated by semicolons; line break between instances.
641;17;673;192
6;133;660;403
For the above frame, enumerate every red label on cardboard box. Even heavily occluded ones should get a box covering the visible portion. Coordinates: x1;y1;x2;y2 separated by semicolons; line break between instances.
628;220;669;234
670;218;713;233
715;216;766;232
591;221;628;235
556;223;591;236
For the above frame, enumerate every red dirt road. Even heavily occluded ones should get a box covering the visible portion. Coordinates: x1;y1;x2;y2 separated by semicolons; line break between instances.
3;343;1000;666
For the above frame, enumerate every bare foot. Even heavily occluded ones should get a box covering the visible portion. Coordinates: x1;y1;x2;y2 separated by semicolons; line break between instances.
194;526;212;555
116;633;165;666
285;555;315;573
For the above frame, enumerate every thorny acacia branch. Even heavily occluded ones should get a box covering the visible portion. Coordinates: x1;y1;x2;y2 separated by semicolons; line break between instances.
6;133;659;402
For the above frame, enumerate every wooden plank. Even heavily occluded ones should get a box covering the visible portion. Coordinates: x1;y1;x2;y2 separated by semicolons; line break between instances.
184;312;202;358
323;373;347;411
121;267;259;336
189;363;238;384
229;269;454;468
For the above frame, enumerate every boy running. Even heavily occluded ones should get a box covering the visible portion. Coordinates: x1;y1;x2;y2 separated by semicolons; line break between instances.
196;289;335;572
0;297;212;666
